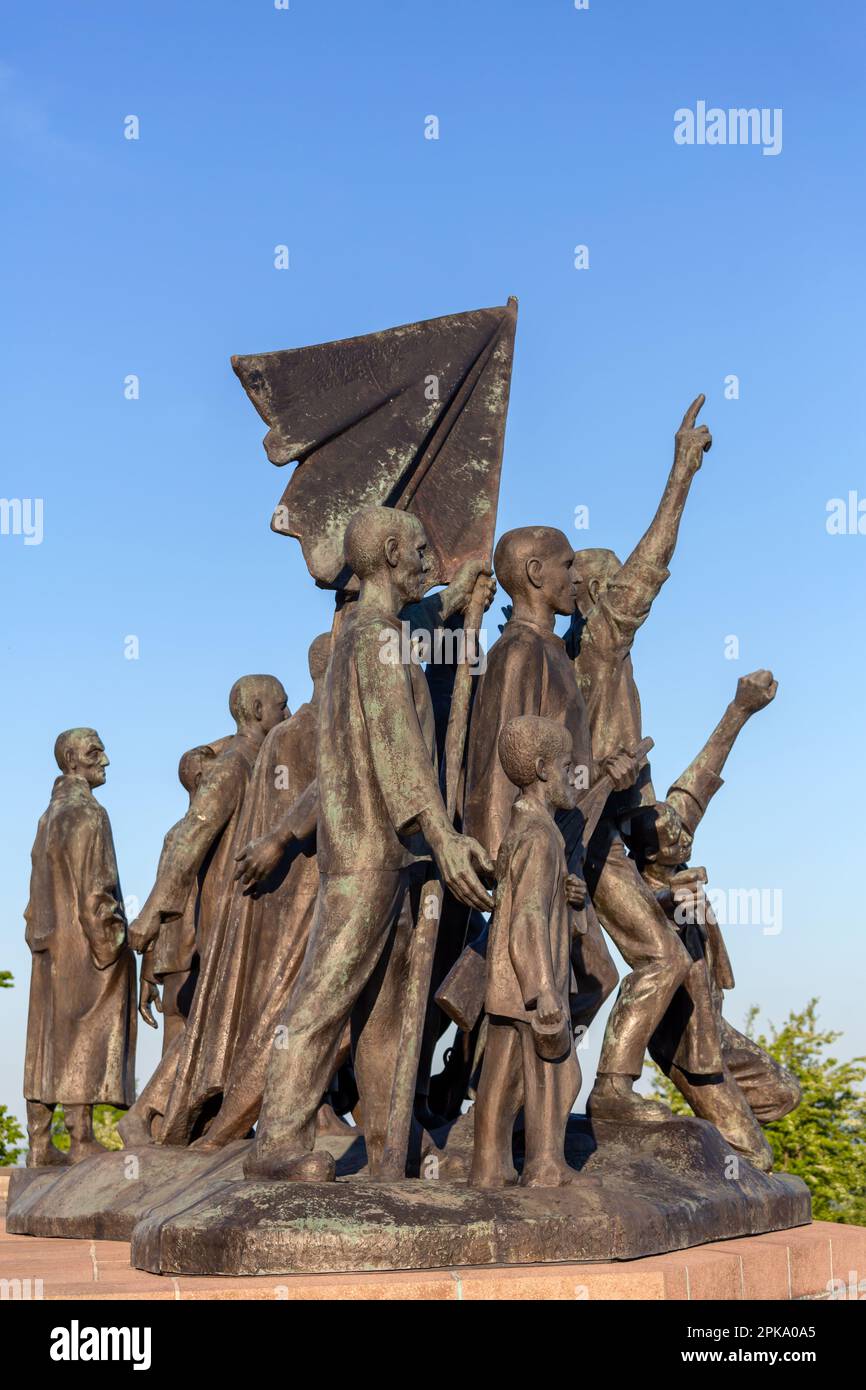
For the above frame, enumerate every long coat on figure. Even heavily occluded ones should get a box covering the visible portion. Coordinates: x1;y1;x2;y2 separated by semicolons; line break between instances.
24;774;136;1108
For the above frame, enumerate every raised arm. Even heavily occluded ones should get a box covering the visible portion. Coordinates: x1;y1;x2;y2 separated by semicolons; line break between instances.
624;394;712;577
666;670;778;835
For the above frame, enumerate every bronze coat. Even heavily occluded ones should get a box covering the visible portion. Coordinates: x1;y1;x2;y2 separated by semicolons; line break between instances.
463;618;593;860
486;799;574;1025
175;703;321;1145
24;775;136;1106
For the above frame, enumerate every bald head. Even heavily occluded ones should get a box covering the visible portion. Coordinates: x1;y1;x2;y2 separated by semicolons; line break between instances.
54;727;108;788
229;675;288;734
493;526;576;617
308;632;332;683
498;715;572;789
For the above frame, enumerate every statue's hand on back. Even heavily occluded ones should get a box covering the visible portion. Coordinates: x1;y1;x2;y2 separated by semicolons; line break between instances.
234;830;286;891
127;903;162;954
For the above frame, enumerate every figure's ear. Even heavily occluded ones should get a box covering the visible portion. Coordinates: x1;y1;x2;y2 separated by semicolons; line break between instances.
535;755;548;783
384;535;401;569
253;697;263;722
63;746;77;773
588;576;602;605
525;556;544;590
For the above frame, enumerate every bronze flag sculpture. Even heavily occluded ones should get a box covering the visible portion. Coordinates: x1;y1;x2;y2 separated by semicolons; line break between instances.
9;304;812;1278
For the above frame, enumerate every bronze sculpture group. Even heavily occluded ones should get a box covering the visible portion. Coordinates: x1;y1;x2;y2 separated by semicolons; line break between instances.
19;302;803;1264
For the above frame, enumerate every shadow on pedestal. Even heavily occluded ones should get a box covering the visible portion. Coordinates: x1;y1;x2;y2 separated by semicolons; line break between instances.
6;1114;810;1276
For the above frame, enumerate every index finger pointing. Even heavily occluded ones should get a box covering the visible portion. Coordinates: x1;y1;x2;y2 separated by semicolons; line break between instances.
679;393;705;430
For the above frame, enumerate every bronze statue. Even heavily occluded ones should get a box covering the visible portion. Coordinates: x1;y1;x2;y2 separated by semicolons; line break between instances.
629;670;801;1169
471;717;583;1189
445;525;630;1169
23;729;136;1165
7;304;814;1272
184;633;351;1149
568;397;713;1121
119;675;288;1145
241;505;494;1183
139;740;230;1053
463;525;629;1021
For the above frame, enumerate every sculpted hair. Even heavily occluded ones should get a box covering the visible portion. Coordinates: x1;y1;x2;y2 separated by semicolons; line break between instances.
498;715;572;789
493;526;572;600
54;727;99;773
344;505;422;580
308;632;332;682
229;674;285;724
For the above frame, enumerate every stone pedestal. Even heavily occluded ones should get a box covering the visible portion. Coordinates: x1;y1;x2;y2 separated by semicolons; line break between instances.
6;1115;810;1277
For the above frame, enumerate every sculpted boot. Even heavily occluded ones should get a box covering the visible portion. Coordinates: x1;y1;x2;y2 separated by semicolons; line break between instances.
242;1141;336;1182
65;1104;103;1163
25;1101;69;1167
587;1073;673;1122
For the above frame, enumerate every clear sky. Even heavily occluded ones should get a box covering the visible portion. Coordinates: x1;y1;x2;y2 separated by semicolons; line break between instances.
2;1;864;1124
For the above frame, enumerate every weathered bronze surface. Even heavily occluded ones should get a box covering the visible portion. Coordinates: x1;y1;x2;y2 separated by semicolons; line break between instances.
232;300;517;590
633;671;801;1170
118;676;288;1147
23;730;137;1165
568;400;720;1122
183;635;344;1148
241;506;494;1184
6;1117;809;1273
11;307;812;1272
471;717;583;1190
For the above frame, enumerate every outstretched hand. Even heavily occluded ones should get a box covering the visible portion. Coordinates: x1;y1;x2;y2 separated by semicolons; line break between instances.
675;394;712;469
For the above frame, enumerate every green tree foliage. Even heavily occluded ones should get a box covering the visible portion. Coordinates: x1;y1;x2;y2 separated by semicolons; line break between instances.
0;970;25;1163
648;999;866;1224
50;1105;125;1153
0;1106;25;1165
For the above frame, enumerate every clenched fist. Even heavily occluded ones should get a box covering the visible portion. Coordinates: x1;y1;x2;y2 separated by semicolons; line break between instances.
734;669;778;715
565;873;587;908
443;558;497;619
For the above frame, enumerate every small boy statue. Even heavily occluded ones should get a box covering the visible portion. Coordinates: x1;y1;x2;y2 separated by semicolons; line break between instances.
470;715;585;1188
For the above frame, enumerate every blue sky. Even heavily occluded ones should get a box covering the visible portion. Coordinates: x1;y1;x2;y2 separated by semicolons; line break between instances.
2;1;864;1122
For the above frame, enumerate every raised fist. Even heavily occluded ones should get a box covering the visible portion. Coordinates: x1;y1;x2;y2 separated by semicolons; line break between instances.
734;669;778;714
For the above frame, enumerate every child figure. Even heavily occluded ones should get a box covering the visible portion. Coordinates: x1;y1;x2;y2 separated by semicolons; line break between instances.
470;715;584;1189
